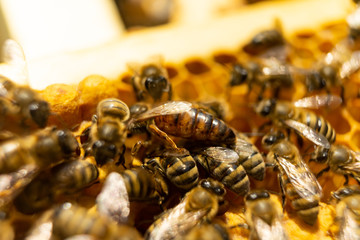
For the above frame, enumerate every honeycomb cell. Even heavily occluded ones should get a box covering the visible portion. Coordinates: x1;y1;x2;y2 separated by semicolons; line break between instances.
318;40;334;53
346;98;360;123
213;53;238;64
173;80;199;101
326;109;351;134
184;59;211;74
165;66;178;79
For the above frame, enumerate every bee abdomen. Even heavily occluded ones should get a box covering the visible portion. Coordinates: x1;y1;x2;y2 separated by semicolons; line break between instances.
166;156;199;190
298;111;336;143
221;163;250;195
122;168;155;200
238;151;265;181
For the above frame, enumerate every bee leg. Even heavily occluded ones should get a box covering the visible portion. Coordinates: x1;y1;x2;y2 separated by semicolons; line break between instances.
148;124;178;149
278;173;286;210
257;84;266;101
316;166;330;178
258;120;273;132
116;145;127;168
340;85;345;105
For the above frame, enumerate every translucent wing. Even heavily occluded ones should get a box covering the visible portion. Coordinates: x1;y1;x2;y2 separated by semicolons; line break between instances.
0;39;29;85
0;164;38;208
96;172;130;224
25;209;54;240
147;201;206;240
202;147;240;164
135;101;192;121
275;154;322;201
261;58;290;76
253;216;288;240
284;119;330;149
338;207;360;240
234;133;260;155
293;95;342;109
64;235;98;240
340;161;360;173
340;51;360;79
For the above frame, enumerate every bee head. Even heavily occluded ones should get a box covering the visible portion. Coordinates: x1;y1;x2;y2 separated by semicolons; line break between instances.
144;75;171;101
92;140;117;166
29;100;50;128
262;131;285;147
56;129;80;156
255;99;276;117
229;64;248;86
245;190;270;202
306;72;326;92
200;179;226;197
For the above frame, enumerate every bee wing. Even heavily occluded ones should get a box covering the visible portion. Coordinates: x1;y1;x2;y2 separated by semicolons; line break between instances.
202;147;239;164
0;164;38;208
135;101;192;121
147;201;206;240
234;134;257;155
253;216;288;240
293;94;342;109
338;207;360;240
340;161;360;173
96;172;130;224
275;154;322;201
1;39;29;85
340;51;360;79
261;58;290;76
284;119;330;149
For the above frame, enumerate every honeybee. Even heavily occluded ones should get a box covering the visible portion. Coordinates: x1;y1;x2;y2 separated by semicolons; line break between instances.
128;101;236;149
192;146;250;195
0;40;50;132
255;94;341;146
331;185;360;240
129;56;172;104
80;98;130;166
231;131;265;181
144;147;199;191
145;178;226;240
263;131;322;225
312;144;360;185
229;59;294;100
14;159;99;214
52;202;142;240
96;169;168;223
244;190;288;240
0;126;79;174
243;29;286;59
183;223;229;240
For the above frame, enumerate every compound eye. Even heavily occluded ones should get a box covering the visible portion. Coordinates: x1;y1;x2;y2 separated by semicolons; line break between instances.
200;179;211;189
245;192;259;201
29;101;50;128
230;64;248;86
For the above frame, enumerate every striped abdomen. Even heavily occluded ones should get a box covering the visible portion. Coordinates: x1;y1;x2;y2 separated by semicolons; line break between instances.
164;154;199;190
292;108;336;143
52;160;99;192
154;108;236;144
234;133;265;181
195;154;250;196
121;168;162;201
281;174;320;225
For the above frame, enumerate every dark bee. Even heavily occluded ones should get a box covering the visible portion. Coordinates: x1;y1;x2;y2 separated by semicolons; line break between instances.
313;144;360;185
129;57;172;104
128;101;236;149
231;130;265;181
80;98;130;166
145;178;226;240
192;146;250;195
144;148;199;190
14;159;99;214
52;203;142;240
96;169;168;223
255;95;341;146
0;126;79;174
244;190;288;240
0;40;50;132
331;185;360;240
229;59;294;100
263;131;322;225
184;223;230;240
243;29;285;57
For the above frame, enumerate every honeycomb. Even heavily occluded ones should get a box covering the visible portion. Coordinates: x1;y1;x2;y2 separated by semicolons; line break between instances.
2;0;360;240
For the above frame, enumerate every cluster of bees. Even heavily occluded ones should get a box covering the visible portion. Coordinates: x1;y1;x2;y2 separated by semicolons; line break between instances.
1;2;360;240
